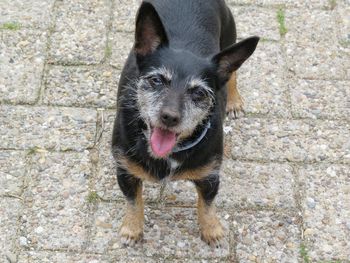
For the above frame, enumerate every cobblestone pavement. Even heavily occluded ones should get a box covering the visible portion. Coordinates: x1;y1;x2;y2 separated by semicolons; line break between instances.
0;0;349;262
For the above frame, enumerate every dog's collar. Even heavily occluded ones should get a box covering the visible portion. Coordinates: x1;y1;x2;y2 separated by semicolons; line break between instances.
173;121;211;153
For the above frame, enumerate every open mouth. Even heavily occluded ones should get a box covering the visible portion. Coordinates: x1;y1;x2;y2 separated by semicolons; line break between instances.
150;126;178;158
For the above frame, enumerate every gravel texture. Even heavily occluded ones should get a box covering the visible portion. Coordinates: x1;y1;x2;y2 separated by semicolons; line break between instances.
237;41;290;117
0;0;55;29
48;0;110;65
234;211;301;262
230;6;280;41
0;0;349;262
0;106;97;151
0;199;22;262
0;29;47;104
43;66;120;108
22;151;91;250
299;164;350;261
0;151;26;195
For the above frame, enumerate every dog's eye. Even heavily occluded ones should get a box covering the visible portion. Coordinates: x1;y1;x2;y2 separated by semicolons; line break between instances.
190;86;207;101
148;76;163;86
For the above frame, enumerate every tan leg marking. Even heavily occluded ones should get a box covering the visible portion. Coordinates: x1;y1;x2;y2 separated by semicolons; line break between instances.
197;189;224;247
226;71;244;117
119;182;144;246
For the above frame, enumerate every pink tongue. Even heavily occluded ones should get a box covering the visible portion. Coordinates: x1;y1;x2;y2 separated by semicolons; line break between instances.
150;127;177;157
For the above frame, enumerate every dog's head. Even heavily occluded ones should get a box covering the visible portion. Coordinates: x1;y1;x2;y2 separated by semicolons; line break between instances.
132;2;259;159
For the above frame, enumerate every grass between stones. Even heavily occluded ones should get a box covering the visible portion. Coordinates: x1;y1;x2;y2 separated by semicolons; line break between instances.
329;0;337;10
87;191;100;204
0;22;21;30
300;243;311;263
277;9;287;37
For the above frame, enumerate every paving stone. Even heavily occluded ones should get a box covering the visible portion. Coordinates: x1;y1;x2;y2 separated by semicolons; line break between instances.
87;201;143;256
285;9;349;79
17;251;108;263
0;0;54;29
49;0;110;65
225;118;350;163
229;5;280;41
0;151;25;195
22;151;91;250
113;0;140;33
227;0;331;9
143;207;230;259
0;29;46;104
109;31;134;69
237;41;291;117
290;79;350;120
43;66;120;108
220;160;296;209
0;106;97;151
299;164;350;261
0;198;22;262
336;1;350;47
94;110;121;200
234;211;300;262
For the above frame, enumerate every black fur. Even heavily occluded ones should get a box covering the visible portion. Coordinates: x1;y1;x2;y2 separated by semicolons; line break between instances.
112;0;258;203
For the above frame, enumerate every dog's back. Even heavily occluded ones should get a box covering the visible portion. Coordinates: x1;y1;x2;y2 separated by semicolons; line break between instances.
146;0;236;56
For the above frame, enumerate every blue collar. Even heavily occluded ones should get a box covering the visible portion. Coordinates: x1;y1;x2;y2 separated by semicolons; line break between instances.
173;121;211;153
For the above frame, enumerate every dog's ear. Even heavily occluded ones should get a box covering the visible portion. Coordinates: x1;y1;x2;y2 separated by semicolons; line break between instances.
212;36;259;84
134;2;168;57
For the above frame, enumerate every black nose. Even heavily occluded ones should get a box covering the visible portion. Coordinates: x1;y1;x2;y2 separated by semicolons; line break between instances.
160;109;180;127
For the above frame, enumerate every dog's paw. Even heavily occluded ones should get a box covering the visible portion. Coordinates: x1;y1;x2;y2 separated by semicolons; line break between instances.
119;223;143;246
226;95;245;119
200;219;224;248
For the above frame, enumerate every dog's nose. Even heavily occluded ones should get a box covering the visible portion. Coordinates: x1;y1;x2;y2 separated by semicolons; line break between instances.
160;109;180;127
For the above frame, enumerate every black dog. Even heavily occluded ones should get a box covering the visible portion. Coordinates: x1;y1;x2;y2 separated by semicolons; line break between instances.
112;0;259;246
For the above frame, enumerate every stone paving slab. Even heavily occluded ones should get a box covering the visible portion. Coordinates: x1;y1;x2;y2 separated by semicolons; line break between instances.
220;160;296;209
290;79;350;120
0;150;26;196
0;198;22;263
233;211;301;262
94;111;120;200
17;251;109;263
112;0;140;33
227;0;332;9
285;8;349;80
335;1;350;47
21;151;91;251
48;0;110;65
43;66;120;108
229;5;280;41
109;31;134;69
299;164;350;261
0;29;46;104
226;118;350;163
0;0;55;29
0;106;97;151
237;41;291;117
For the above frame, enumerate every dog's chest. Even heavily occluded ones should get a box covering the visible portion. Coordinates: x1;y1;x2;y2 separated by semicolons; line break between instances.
168;158;181;170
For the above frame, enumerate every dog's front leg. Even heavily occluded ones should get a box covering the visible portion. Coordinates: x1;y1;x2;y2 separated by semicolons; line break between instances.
117;167;144;246
193;174;224;247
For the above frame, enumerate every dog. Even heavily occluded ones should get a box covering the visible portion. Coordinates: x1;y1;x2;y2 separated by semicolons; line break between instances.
112;0;259;247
